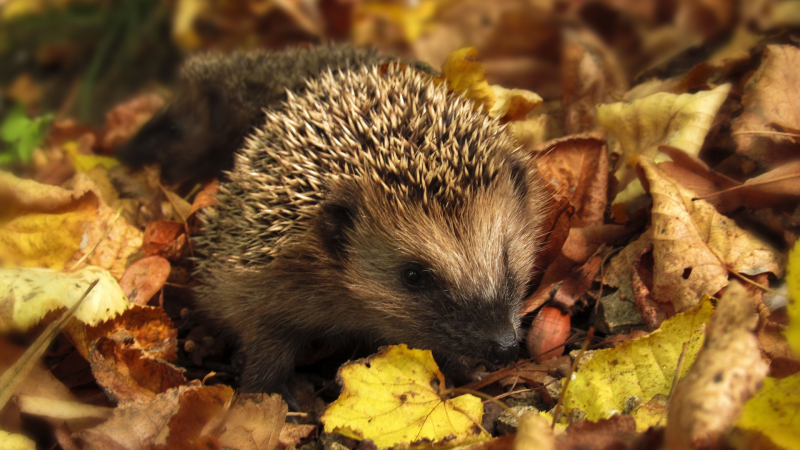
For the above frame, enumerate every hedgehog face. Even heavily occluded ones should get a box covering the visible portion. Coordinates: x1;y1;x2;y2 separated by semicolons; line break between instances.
321;167;543;367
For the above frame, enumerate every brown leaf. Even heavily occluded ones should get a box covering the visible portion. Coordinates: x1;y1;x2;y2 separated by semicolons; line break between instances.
188;180;219;219
89;337;185;403
119;256;171;306
557;415;638;450
79;383;233;450
666;282;768;449
533;133;609;228
732;45;800;169
101;94;165;152
524;225;628;315
562;29;628;134
142;221;188;260
216;394;290;450
551;251;606;314
638;157;782;312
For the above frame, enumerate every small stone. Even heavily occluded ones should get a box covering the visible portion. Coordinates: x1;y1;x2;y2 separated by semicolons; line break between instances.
593;283;646;334
496;406;540;435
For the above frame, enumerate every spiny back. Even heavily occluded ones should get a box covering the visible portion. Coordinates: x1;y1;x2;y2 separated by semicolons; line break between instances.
195;65;524;272
180;44;388;119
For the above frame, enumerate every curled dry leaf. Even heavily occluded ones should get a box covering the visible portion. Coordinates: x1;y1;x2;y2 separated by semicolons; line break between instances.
89;336;185;403
527;306;571;363
0;266;128;333
513;412;555;450
732;45;800;168
442;47;542;122
598;83;730;201
141;221;189;261
78;383;234;450
533;133;609;228
119;256;171;306
666;281;768;449
639;157;782;312
321;344;485;449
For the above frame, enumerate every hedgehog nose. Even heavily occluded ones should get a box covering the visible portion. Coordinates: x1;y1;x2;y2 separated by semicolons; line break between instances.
487;332;519;365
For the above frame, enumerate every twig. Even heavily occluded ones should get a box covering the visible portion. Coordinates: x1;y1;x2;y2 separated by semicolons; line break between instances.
692;173;800;201
658;341;688;427
551;327;594;428
728;270;783;296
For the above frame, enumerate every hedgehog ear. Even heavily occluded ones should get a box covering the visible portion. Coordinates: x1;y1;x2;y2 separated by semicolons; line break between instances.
318;192;359;260
508;159;530;199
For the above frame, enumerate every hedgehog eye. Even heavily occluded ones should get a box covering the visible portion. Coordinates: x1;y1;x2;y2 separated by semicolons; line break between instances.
401;264;427;288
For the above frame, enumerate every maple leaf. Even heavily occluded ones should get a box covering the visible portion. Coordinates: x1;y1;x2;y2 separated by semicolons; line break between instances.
321;344;486;449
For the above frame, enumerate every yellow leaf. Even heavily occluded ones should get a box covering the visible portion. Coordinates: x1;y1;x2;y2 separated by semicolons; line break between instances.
563;301;713;424
172;0;208;50
0;266;129;333
0;172;98;269
441;48;542;122
737;373;800;450
64;141;120;172
598;83;730;197
442;48;495;113
787;238;800;355
639;157;781;311
489;85;543;122
321;344;485;449
0;430;35;450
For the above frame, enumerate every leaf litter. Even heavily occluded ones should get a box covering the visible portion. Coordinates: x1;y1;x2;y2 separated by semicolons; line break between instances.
1;3;800;450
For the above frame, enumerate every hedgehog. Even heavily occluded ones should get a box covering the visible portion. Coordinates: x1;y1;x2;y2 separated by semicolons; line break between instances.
191;58;550;395
116;45;390;184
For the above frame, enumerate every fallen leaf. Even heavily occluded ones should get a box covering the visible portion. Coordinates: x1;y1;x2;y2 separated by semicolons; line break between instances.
442;47;542;121
732;45;800;168
598;83;731;199
736;373;800;450
79;382;233;450
70;304;178;362
666;281;768;449
0;431;35;450
787;239;800;355
216;393;288;450
562;28;628;134
533;133;609;228
119;256;171;306
558;415;638;449
63;140;120;172
102;94;165;152
321;344;486;448
142;221;189;260
563;301;713;424
639;157;782;311
0;172;98;269
0;266;128;333
513;412;555;450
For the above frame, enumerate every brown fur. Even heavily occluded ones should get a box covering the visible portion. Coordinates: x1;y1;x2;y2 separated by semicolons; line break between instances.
193;61;549;393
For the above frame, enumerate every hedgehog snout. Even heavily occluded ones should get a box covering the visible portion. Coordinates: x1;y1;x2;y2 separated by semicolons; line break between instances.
486;330;520;365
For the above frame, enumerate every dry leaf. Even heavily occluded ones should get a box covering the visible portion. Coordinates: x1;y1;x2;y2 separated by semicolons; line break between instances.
79;383;233;450
142;221;188;260
639;157;782;311
666;281;768;449
119;256;171;306
533;133;608;227
216;394;288;450
733;45;800;168
598;83;731;197
102;94;165;152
